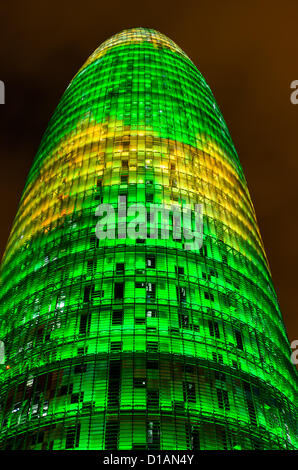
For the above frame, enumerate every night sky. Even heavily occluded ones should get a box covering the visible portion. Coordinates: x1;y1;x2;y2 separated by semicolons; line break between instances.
0;0;297;345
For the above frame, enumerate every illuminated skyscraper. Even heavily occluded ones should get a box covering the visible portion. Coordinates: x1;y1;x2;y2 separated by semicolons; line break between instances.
0;28;297;450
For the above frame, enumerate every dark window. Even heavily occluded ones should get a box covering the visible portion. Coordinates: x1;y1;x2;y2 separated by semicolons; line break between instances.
235;329;244;350
71;392;84;404
243;382;257;425
179;313;189;328
147;341;158;352
184;364;195;373
77;347;87;355
175;266;184;276
208;320;220;338
83;285;92;303
79;313;91;335
112;309;123;325
146;193;154;203
186;425;200;450
87;259;94;275
133;378;146;388
146;282;156;299
83;284;95;303
108;360;121;408
217;389;230;411
147;390;159;407
212;352;223;363
146;255;156;268
114;282;124;300
135;282;145;288
200;245;207;257
74;364;87;374
204;291;214;301
177;286;186;302
147;360;159;369
215;371;226;382
121;175;128;184
105;421;119;450
65;425;80;449
89;235;99;249
183;381;196;403
59;384;72;396
147;421;160;449
146;309;157;318
111;341;122;352
116;263;124;275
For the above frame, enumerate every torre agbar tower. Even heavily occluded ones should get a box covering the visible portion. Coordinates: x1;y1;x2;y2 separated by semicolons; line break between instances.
0;28;297;451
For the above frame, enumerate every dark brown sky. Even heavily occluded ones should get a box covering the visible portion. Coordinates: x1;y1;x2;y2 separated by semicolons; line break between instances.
0;0;297;344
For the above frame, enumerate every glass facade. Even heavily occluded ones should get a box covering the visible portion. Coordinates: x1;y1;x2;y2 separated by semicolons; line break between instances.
0;28;297;450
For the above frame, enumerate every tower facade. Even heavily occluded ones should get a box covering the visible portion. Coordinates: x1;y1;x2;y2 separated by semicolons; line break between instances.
0;28;297;450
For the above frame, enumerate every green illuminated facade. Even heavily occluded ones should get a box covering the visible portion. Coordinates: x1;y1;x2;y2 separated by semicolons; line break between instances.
0;28;297;450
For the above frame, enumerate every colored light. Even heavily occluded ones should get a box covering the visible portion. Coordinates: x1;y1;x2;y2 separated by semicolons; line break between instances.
0;28;297;450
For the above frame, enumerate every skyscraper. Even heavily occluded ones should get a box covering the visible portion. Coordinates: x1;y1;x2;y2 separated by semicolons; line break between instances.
0;28;296;450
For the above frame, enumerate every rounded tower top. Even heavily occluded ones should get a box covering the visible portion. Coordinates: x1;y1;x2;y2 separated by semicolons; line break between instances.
78;27;190;73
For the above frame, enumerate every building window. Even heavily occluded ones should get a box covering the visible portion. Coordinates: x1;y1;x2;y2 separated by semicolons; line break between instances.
105;421;119;450
204;291;214;302
135;282;145;288
147;421;160;448
175;266;184;277
177;286;186;302
65;424;80;449
79;313;91;335
146;193;154;203
147;390;159;407
235;329;244;350
147;341;158;352
112;309;124;325
114;282;124;300
216;389;230;411
111;341;122;352
83;285;94;303
208;320;220;338
179;312;189;329
70;392;84;404
183;381;196;403
74;364;87;374
146;255;156;268
86;259;95;276
133;378;146;388
200;245;207;257
146;282;156;299
116;263;124;275
146;309;157;318
147;360;159;369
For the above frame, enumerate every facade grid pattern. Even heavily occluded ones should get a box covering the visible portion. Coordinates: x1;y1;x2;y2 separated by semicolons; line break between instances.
0;28;297;450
